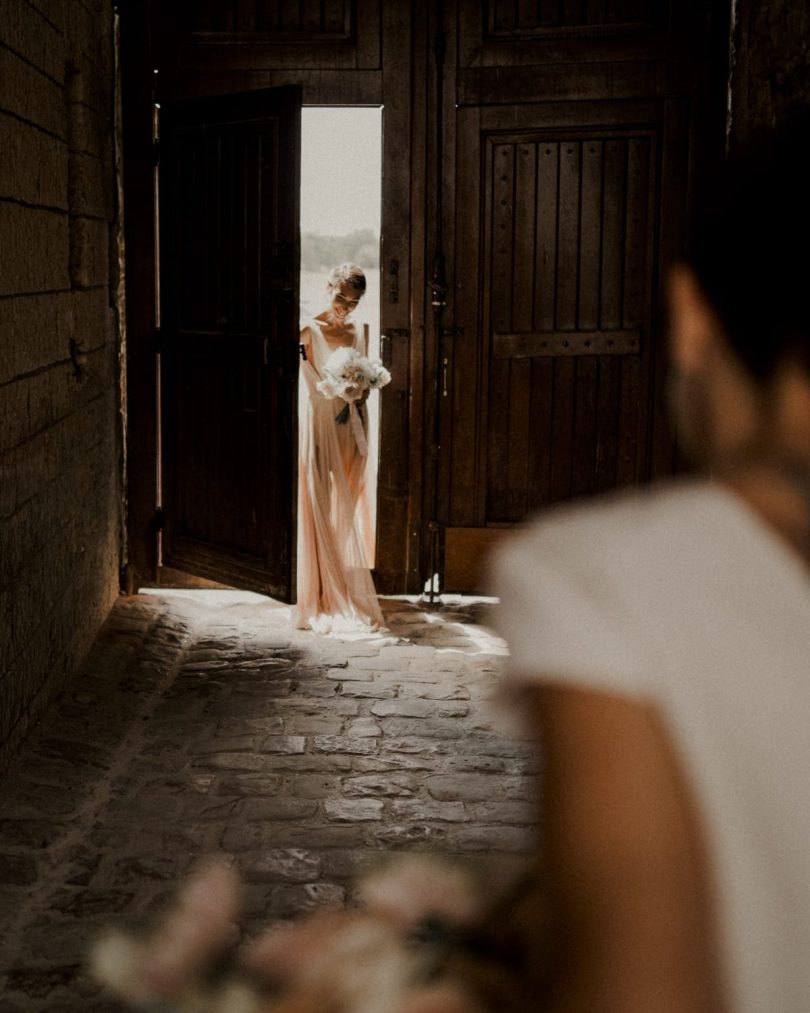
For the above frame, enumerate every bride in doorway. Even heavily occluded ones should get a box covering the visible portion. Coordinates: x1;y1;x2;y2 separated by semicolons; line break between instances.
293;263;385;633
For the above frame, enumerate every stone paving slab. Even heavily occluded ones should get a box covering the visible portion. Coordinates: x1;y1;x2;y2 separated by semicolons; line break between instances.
0;591;535;1010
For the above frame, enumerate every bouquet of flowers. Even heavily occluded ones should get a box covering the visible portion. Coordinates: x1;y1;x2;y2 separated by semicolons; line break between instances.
314;347;390;456
89;855;548;1013
316;347;391;425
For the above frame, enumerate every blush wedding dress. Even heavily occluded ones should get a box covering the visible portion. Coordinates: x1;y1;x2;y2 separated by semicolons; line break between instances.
293;316;384;633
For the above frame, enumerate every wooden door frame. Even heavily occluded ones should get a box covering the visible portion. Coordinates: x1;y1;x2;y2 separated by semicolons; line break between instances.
119;0;159;593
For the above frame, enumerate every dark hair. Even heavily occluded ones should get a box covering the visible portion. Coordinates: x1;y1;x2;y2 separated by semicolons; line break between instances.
688;107;810;379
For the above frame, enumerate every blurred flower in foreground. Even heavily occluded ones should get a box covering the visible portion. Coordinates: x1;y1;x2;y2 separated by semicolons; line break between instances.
90;855;487;1013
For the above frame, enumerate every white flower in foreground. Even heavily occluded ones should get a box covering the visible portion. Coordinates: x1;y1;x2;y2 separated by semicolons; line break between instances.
244;908;420;1013
358;856;481;932
91;858;242;1006
144;858;241;993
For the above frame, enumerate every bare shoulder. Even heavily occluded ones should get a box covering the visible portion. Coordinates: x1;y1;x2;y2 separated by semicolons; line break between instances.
526;683;727;1011
532;684;696;858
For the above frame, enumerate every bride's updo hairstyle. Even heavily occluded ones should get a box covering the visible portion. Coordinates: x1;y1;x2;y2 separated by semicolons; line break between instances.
687;107;810;381
327;263;366;295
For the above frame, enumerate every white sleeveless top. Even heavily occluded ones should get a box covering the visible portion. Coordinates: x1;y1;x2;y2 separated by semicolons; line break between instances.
492;480;810;1012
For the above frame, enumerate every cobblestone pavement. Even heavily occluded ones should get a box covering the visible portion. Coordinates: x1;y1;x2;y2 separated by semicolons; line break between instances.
0;591;536;1010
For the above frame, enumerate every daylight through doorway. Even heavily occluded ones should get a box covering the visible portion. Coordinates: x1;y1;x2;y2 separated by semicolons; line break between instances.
300;106;383;559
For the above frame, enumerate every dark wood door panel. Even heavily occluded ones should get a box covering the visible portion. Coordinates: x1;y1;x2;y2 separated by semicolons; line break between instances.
446;102;667;538
486;0;667;36
176;0;381;72
188;0;352;36
160;85;300;599
459;0;678;70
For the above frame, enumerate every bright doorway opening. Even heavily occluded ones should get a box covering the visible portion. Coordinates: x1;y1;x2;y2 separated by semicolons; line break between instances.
300;105;383;555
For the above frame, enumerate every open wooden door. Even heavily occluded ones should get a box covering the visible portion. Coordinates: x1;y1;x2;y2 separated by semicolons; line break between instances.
158;85;301;599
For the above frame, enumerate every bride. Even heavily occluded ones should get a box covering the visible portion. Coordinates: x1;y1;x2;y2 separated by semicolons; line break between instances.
293;263;384;633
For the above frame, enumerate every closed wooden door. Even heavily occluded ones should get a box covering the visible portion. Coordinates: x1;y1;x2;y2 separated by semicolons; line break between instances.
159;85;301;598
438;0;724;590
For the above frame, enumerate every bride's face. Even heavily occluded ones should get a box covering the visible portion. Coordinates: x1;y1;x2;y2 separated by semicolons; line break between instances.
329;280;363;322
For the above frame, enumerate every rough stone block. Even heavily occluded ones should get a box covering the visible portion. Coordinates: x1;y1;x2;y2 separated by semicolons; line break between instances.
443;753;531;774
210;775;283;796
26;0;65;26
338;682;397;699
3;963;83;1000
324;799;384;822
464;801;538;826
319;849;382;880
67;151;112;219
282;715;344;735
347;655;410;671
223;823;367;852
67;99;106;157
261;736;306;754
192;752;286;773
381;737;453;757
49;888;135;918
326;665;370;681
0;204;70;297
312;736;377;755
0;113;68;210
0;1;65;80
290;774;342;799
282;698;361;717
353;754;436;772
373;824;448;847
398;683;471;701
425;774;532;803
378;717;471;740
269;882;346;918
444;826;533;853
455;735;534;759
0;854;38;886
342;773;418;798
346;717;382;738
239;849;321;884
235;798;317;823
389;800;467;822
191;735;264;755
69;216;108;289
0;48;66;139
371;699;469;719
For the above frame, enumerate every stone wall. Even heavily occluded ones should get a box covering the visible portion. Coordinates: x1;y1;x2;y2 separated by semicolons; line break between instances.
0;0;122;771
730;0;810;147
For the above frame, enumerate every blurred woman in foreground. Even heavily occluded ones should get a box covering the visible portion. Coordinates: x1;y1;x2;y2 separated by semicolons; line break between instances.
494;111;810;1011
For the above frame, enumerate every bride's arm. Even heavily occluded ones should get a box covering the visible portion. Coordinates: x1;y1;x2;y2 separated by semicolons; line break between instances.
525;683;728;1013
